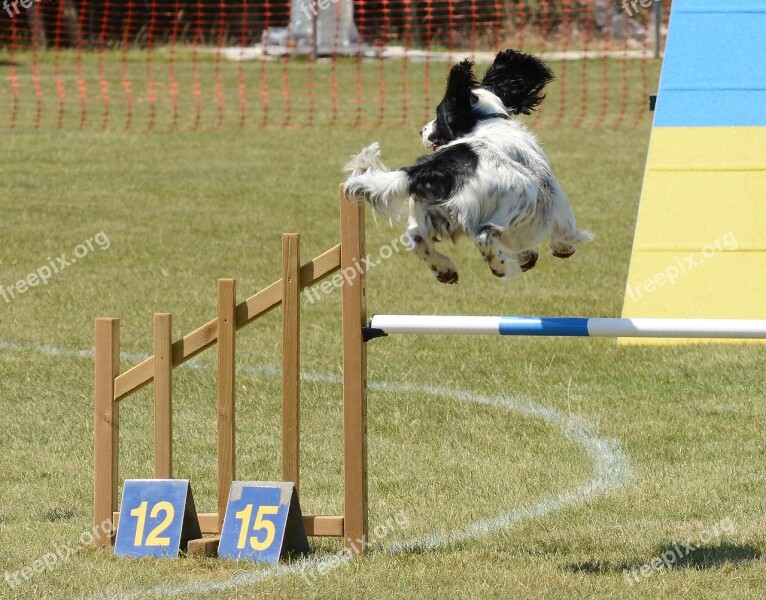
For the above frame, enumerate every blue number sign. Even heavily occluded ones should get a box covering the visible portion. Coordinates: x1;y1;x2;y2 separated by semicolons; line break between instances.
218;481;309;563
114;479;201;558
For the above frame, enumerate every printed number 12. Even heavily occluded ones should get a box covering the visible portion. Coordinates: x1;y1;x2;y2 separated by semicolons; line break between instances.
235;504;279;550
130;501;174;547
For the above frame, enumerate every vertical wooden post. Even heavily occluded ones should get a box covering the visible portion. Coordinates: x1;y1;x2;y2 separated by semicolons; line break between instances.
340;186;368;553
282;234;301;490
154;313;173;479
217;279;236;532
94;317;120;548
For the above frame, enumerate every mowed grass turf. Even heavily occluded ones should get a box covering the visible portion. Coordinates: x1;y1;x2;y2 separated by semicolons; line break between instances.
1;64;765;599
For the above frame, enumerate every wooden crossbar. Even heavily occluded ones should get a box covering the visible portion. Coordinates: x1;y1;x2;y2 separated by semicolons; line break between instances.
113;244;342;402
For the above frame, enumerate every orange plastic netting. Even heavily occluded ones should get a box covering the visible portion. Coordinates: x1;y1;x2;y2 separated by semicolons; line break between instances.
0;0;670;131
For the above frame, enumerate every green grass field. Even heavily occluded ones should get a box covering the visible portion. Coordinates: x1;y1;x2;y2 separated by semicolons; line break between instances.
1;59;765;599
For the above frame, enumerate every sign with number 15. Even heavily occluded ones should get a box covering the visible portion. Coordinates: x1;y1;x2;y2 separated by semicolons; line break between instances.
218;481;309;563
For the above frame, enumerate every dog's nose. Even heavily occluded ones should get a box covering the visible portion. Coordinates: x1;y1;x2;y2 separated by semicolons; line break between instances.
420;126;425;135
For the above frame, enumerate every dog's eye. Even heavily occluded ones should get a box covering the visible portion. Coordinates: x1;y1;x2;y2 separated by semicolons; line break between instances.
470;93;478;106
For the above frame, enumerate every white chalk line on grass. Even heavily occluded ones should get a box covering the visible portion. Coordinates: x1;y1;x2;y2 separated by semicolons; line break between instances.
0;339;147;362
0;339;632;598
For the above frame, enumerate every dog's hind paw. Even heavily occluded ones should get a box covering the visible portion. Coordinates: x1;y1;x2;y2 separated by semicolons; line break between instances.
435;268;459;284
551;248;575;259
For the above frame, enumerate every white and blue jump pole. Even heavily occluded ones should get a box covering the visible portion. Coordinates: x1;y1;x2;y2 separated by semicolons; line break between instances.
364;315;766;340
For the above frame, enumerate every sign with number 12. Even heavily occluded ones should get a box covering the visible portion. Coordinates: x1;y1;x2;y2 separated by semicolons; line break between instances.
114;479;201;558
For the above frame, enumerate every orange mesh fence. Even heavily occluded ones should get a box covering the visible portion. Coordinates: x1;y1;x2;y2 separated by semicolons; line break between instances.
0;0;669;131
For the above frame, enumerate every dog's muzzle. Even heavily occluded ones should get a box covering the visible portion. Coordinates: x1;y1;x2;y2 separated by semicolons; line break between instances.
420;120;439;150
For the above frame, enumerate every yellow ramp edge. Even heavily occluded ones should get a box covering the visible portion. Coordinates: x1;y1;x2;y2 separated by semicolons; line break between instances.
621;127;766;344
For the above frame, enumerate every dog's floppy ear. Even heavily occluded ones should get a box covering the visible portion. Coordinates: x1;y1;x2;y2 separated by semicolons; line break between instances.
481;49;554;115
444;59;479;108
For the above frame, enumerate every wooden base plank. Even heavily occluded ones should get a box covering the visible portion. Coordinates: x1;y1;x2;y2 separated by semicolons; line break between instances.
115;512;345;538
187;537;220;558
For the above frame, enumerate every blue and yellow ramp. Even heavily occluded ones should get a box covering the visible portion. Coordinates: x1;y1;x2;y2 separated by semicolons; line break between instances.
621;0;766;343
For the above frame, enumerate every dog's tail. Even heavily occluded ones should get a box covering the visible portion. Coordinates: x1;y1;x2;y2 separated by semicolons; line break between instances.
343;143;410;222
555;229;594;246
344;142;388;177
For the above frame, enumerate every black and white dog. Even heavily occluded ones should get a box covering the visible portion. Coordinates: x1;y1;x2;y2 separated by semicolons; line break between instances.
344;49;592;284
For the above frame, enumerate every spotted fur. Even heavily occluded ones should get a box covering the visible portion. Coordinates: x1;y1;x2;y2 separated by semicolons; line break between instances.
344;49;592;284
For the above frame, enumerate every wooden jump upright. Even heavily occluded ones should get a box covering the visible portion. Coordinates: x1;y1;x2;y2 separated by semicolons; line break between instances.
93;189;368;553
341;187;368;552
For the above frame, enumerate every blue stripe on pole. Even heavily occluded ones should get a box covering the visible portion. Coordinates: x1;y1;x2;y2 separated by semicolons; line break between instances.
498;317;590;337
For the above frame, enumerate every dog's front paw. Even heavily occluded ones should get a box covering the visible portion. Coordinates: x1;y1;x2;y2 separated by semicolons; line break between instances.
424;253;458;284
436;268;459;284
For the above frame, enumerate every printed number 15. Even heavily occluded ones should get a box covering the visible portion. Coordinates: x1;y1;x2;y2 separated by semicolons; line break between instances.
235;504;279;550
